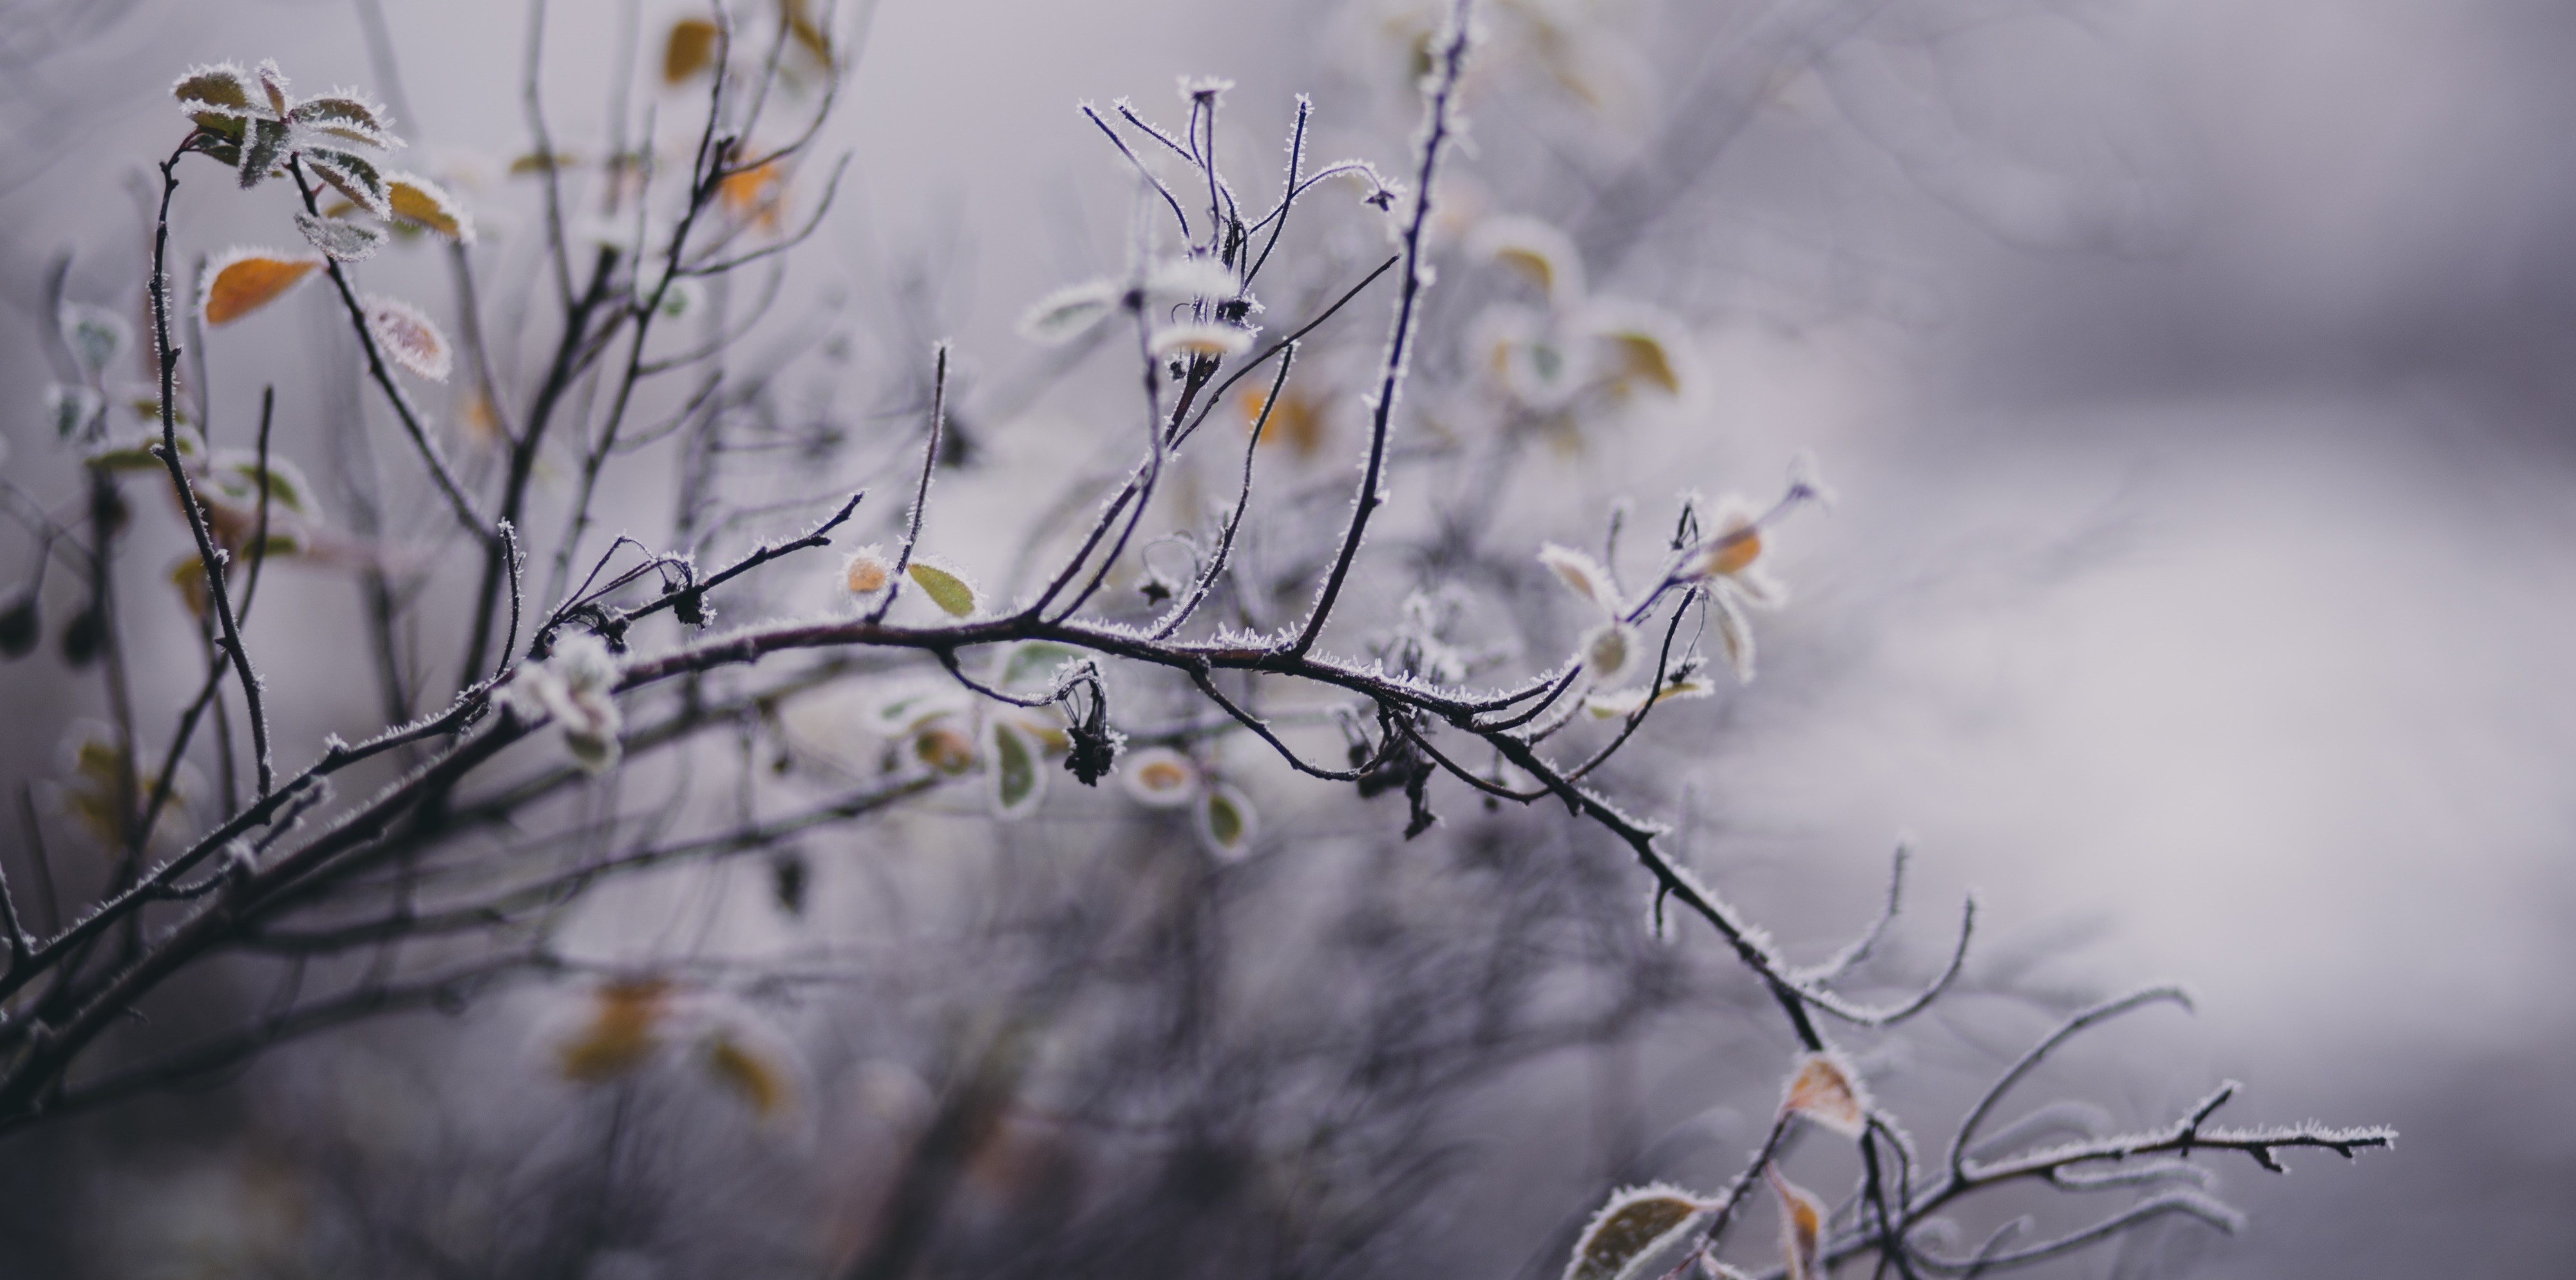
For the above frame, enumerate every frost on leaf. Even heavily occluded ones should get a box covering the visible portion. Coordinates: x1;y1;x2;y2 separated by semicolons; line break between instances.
363;296;453;381
1766;1166;1826;1280
1562;1183;1710;1280
200;249;324;325
1146;256;1241;303
173;63;258;118
1473;214;1586;306
1121;746;1200;809
1150;323;1255;360
842;545;894;599
1780;1049;1873;1138
502;632;622;773
911;718;978;776
304;146;392;216
1586;305;1688;397
289;95;399;150
989;718;1045;820
1712;590;1756;683
59;304;131;377
1198;782;1256;861
254;59;292;116
1538;542;1618;612
665;17;721;84
294;211;383;263
1018;279;1120;344
556;977;672;1083
385;171;474;242
44;384;103;439
1584;673;1714;718
905;560;978;617
1580;619;1640;684
997;640;1084;692
237;118;292;189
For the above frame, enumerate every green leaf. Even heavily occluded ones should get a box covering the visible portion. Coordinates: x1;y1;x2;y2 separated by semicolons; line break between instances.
173;64;258;117
1197;782;1256;861
289;95;399;149
989;719;1043;820
294;211;384;263
998;641;1084;691
238;118;291;189
304;147;390;216
907;561;977;617
1563;1185;1710;1280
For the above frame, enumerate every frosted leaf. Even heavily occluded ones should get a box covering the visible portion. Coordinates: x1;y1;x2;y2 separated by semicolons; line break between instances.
1780;1049;1873;1138
208;450;316;516
172;62;258;117
1683;496;1765;579
1580;619;1641;684
294;211;383;262
238;117;292;189
200;247;325;325
556;977;673;1083
1562;1183;1711;1280
1018;279;1119;343
1150;322;1255;359
59;304;130;376
1766;1166;1826;1280
1197;781;1257;861
1581;302;1691;397
1472;214;1586;306
911;719;978;776
363;295;453;381
1584;673;1715;718
305;146;392;216
253;59;291;116
842;545;894;599
1537;542;1618;612
989;718;1045;820
1146;256;1242;302
43;383;102;439
1712;590;1756;683
384;171;475;242
1120;746;1200;808
289;94;399;150
998;640;1085;690
664;16;721;84
505;632;621;773
719;161;788;231
905;560;978;617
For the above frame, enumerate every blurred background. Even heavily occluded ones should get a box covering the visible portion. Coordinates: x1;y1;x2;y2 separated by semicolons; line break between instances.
2;0;2571;1276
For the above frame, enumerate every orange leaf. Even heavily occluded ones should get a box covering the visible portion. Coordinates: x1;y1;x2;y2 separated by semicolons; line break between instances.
1780;1049;1871;1137
200;249;325;326
1766;1165;1826;1280
665;17;720;84
557;977;673;1082
385;172;474;242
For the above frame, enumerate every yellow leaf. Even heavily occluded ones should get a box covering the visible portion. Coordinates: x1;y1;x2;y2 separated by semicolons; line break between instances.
664;17;720;84
719;160;786;232
907;560;977;617
385;172;474;243
1766;1165;1826;1280
200;249;324;326
705;1033;791;1118
556;977;672;1082
1242;386;1325;457
1563;1184;1710;1280
1607;331;1679;395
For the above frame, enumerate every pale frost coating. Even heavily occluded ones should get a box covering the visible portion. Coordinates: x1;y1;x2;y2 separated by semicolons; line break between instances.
500;632;623;774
